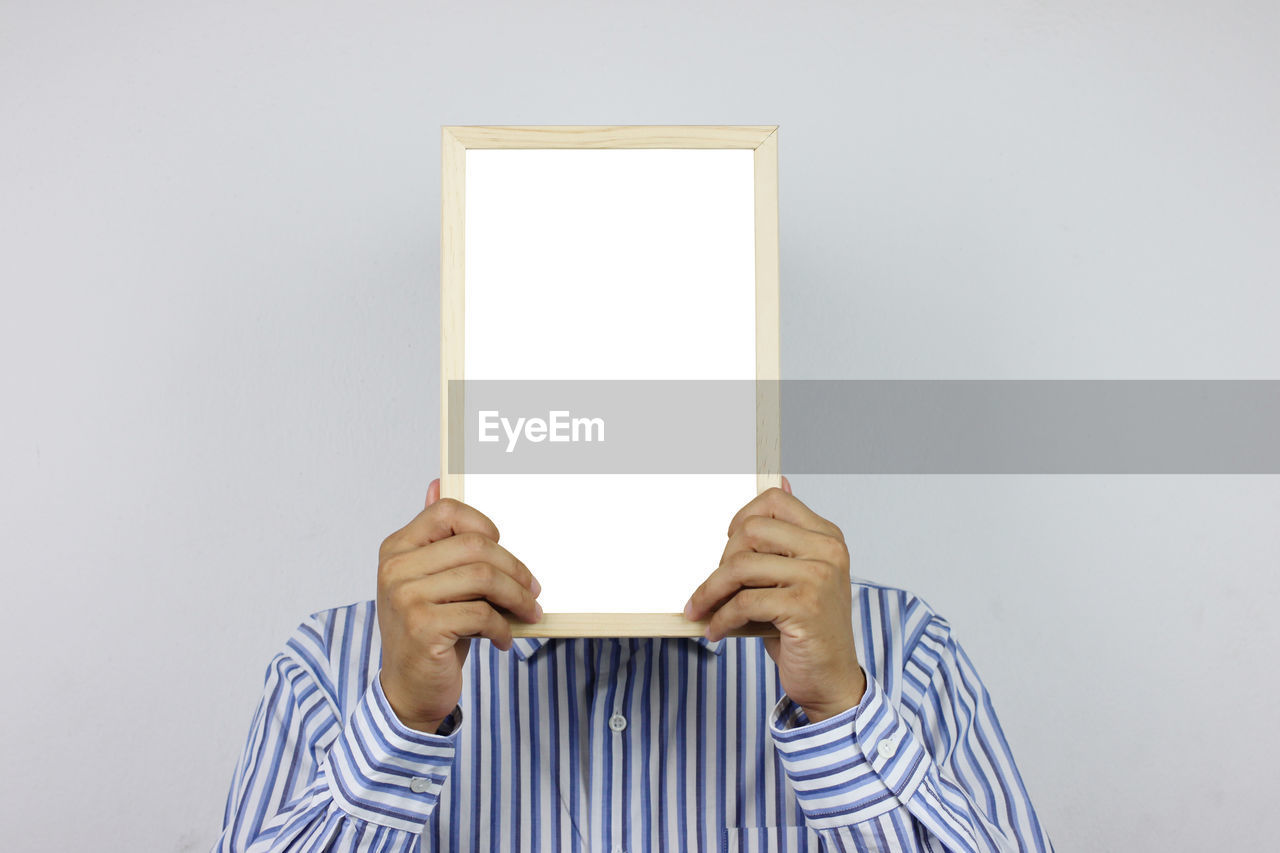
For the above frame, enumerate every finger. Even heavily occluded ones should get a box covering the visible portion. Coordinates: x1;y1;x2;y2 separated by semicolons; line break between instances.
781;475;792;495
416;562;542;623
426;478;440;508
383;498;501;555
720;515;839;567
685;551;804;621
705;587;794;642
430;601;515;651
726;487;842;542
383;531;537;592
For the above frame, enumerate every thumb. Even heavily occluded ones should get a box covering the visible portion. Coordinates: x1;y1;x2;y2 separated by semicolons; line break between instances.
426;478;441;508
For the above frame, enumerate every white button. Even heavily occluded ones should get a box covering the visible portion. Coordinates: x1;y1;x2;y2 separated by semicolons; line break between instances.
877;739;897;759
608;713;627;732
408;777;434;794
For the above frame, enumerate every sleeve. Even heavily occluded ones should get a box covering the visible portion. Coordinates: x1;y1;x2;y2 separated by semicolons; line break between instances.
212;648;463;852
767;615;1054;853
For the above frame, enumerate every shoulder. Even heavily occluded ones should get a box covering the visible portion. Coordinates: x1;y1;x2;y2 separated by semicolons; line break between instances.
268;600;380;706
849;576;953;648
848;577;957;695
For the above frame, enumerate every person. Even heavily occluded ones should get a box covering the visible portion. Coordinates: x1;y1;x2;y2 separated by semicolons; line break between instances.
214;477;1053;852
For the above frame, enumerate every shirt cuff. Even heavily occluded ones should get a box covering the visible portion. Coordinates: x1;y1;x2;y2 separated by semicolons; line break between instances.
768;670;931;829
324;672;463;832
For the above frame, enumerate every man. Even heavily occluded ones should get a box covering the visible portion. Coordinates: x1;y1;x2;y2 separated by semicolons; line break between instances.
215;478;1052;852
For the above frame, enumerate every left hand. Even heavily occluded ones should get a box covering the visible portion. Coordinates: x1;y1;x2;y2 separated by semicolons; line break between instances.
683;478;867;723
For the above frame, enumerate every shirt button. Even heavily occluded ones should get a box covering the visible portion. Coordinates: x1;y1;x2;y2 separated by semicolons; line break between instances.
612;847;626;853
608;712;627;732
877;739;897;759
408;777;434;794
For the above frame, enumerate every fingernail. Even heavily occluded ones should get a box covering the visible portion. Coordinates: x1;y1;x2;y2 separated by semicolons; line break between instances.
531;577;542;596
683;598;694;620
534;602;544;621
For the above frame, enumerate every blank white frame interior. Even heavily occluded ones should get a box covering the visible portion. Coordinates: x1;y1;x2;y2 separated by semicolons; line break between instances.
441;126;779;637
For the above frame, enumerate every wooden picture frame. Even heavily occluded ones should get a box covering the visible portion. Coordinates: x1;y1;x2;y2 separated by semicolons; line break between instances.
440;125;779;638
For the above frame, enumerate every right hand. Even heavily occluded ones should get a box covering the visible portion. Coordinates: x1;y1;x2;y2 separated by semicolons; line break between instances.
376;478;543;733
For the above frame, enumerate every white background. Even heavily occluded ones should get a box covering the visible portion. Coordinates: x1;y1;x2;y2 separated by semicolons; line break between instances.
2;1;1278;850
465;149;757;613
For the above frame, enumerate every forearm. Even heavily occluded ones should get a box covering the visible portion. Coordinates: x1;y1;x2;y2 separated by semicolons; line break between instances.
215;652;461;852
770;631;1052;852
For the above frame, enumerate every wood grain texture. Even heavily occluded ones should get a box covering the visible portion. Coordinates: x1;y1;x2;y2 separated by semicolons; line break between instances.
446;125;776;149
440;128;466;501
754;129;782;494
508;613;779;638
440;125;781;636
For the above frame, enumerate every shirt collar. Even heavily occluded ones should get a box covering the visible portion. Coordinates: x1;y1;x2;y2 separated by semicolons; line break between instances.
510;635;725;662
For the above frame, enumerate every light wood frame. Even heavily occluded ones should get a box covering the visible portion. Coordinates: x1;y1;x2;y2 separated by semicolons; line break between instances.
440;125;780;638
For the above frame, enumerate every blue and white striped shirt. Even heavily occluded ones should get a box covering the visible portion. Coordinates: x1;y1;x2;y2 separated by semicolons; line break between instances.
215;580;1052;852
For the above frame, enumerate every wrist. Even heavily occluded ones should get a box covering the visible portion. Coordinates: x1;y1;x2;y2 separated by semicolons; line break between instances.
801;668;867;723
400;715;446;734
377;671;447;734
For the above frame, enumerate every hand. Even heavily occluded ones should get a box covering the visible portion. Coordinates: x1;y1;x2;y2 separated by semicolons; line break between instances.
684;477;866;723
376;478;543;733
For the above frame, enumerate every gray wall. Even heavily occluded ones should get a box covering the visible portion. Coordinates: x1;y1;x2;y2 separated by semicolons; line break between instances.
3;1;1277;849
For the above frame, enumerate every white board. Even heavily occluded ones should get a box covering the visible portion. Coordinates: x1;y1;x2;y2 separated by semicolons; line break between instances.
441;126;779;635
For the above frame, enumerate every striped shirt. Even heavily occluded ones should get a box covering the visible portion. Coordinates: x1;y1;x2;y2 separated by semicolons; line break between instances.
215;580;1053;852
